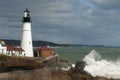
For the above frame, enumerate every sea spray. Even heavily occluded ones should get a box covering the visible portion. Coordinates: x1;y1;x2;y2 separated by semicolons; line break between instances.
83;49;120;79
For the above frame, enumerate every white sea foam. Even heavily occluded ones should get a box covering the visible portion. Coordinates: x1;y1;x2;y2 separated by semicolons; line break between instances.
83;49;120;79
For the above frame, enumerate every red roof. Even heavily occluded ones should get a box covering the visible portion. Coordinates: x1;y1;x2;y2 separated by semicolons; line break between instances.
35;46;54;51
7;46;24;51
15;47;24;51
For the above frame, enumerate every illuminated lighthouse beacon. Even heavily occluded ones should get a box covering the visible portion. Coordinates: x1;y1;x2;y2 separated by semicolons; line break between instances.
21;8;33;57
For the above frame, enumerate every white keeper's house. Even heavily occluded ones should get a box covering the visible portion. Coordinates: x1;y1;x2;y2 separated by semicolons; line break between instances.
0;39;25;56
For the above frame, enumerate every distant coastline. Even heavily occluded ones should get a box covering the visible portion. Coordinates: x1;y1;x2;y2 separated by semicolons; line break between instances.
3;39;118;48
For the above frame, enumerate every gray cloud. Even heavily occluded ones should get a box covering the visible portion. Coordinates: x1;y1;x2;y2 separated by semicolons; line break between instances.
0;0;120;46
86;0;120;9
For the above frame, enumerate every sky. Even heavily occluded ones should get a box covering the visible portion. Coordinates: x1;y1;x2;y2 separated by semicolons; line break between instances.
0;0;120;46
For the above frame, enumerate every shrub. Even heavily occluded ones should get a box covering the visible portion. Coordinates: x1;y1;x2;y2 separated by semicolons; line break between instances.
0;55;43;72
8;68;51;80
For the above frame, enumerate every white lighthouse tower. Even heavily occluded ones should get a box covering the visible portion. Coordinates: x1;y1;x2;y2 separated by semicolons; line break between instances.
21;8;33;57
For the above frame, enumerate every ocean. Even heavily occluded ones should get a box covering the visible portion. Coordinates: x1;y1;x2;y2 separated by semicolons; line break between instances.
55;46;120;79
54;46;120;63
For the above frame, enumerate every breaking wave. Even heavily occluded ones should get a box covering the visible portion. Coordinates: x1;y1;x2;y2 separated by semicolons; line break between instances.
83;49;120;79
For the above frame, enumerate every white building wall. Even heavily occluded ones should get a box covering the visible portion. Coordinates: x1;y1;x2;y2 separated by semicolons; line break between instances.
21;22;33;57
0;44;7;54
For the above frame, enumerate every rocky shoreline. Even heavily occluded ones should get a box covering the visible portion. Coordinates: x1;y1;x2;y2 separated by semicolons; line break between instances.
0;61;114;80
0;54;118;80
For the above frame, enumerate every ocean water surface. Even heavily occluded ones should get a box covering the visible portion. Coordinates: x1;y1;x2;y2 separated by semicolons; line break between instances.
55;46;120;79
54;46;120;63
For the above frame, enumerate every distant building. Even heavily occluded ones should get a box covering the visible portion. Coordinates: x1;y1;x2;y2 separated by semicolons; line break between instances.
6;46;25;56
0;39;25;56
34;46;55;58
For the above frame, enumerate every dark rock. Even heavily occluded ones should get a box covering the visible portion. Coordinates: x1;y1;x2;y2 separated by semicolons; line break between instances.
75;61;86;70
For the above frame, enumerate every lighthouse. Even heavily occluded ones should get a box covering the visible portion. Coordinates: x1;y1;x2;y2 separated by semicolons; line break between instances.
21;8;33;57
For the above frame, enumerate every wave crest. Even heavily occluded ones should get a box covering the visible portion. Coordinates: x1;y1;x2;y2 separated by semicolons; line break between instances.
83;49;120;79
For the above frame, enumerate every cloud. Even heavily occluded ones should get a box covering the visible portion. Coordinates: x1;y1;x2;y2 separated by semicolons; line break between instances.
86;0;120;9
0;0;120;46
